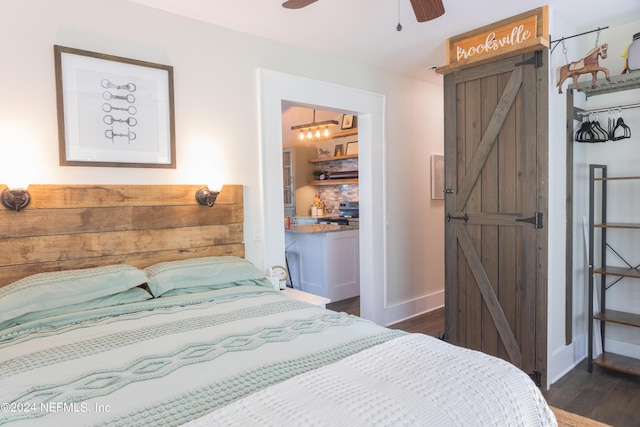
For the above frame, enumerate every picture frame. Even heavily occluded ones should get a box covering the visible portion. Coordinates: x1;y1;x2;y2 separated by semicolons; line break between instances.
341;114;354;130
317;147;331;158
334;144;344;157
431;154;445;200
54;45;176;168
345;141;358;155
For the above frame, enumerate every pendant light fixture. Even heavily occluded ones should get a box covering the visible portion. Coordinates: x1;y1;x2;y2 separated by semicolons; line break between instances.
291;109;339;142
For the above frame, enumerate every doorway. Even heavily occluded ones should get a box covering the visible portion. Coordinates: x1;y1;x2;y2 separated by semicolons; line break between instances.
257;69;387;324
281;104;360;301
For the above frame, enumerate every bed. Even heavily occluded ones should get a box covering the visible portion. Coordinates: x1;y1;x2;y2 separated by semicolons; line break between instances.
0;185;556;426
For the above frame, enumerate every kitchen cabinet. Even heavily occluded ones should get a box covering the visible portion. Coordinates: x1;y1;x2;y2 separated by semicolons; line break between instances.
285;228;359;302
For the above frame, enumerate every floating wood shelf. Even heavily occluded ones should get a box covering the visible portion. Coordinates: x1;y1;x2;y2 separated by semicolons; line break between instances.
330;128;358;139
308;179;358;186
308;154;358;164
570;72;640;98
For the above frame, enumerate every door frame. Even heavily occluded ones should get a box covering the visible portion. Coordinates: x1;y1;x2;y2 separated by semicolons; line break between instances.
257;69;388;324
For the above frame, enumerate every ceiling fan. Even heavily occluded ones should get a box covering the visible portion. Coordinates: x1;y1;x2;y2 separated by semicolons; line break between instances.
282;0;445;22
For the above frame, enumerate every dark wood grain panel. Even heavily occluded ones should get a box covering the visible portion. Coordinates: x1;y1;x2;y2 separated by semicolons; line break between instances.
496;67;518;362
444;52;548;386
464;76;483;353
480;71;499;358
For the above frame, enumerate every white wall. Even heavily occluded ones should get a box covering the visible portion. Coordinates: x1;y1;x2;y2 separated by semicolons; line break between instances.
0;0;445;324
547;15;640;385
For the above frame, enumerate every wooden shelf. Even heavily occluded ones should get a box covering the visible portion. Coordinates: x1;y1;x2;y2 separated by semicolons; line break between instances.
570;72;640;98
330;128;358;139
594;309;640;328
308;154;358;163
308;179;358;186
594;266;640;279
595;223;640;229
594;176;640;181
593;352;640;377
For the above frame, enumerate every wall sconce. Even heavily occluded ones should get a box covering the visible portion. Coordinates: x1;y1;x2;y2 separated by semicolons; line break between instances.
1;187;31;212
195;186;220;207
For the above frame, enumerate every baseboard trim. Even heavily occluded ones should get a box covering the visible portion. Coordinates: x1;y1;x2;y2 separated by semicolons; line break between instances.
384;290;444;326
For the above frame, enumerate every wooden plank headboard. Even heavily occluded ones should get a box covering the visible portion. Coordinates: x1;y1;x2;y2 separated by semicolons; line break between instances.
0;184;244;287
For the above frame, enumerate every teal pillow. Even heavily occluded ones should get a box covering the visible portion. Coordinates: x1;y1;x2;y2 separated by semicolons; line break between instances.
0;264;148;325
144;256;271;297
0;287;151;331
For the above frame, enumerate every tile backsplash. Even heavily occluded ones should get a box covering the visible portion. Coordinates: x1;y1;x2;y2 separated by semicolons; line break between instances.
315;158;359;215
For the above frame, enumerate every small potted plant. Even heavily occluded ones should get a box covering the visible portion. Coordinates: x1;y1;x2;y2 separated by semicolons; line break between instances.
312;169;327;180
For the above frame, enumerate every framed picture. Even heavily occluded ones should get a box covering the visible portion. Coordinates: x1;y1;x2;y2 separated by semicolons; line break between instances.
334;144;344;157
54;45;176;168
317;147;331;158
431;154;445;200
345;141;358;155
341;114;354;130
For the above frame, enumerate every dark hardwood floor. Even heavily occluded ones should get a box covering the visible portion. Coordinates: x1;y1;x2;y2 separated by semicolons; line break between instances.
327;297;640;427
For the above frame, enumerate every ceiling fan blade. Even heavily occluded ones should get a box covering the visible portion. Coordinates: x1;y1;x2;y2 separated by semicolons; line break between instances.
282;0;318;9
410;0;445;22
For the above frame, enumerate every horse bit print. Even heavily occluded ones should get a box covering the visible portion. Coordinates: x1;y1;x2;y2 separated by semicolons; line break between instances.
101;78;138;143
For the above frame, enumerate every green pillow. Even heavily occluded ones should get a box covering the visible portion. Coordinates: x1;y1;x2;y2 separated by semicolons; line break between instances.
0;264;148;325
0;287;151;331
144;256;271;297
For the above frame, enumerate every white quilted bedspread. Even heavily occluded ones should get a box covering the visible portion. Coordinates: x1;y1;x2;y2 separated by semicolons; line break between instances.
184;334;557;427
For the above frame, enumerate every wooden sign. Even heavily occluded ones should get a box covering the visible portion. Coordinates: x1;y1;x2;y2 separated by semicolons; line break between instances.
437;6;549;74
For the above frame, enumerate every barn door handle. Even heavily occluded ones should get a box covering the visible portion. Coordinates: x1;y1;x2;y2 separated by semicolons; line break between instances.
447;213;468;223
515;212;544;229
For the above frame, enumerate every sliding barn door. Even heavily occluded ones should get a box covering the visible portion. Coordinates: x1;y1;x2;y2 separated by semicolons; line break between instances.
443;52;548;386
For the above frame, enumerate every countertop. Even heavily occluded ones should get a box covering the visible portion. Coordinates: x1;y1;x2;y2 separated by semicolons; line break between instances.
285;224;359;234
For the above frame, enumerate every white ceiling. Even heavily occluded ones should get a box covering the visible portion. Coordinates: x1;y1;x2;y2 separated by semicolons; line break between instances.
129;0;640;85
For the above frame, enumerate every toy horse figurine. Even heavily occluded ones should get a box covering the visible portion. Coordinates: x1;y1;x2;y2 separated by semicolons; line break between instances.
556;43;610;93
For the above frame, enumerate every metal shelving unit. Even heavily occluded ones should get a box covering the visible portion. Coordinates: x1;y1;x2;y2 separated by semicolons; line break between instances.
588;165;640;377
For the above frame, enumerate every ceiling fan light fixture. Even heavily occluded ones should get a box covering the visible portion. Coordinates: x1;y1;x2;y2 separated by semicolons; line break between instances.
282;0;318;9
409;0;445;22
283;0;445;24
